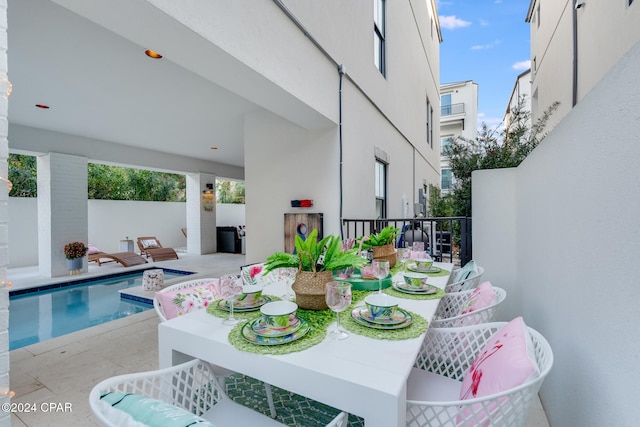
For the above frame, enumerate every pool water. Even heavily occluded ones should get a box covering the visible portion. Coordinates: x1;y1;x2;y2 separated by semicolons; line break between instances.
9;268;194;350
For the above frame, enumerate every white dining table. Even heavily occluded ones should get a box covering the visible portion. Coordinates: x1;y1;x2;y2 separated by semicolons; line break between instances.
158;262;453;427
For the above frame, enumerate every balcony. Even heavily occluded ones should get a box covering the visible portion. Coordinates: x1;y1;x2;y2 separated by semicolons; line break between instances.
441;102;465;117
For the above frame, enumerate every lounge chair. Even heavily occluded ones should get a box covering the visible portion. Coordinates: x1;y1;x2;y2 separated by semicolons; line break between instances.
88;251;148;267
136;236;179;262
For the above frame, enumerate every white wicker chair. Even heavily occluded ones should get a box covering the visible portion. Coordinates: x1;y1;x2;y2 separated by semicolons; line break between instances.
431;286;507;328
444;266;485;293
89;359;349;427
406;322;553;427
153;278;277;419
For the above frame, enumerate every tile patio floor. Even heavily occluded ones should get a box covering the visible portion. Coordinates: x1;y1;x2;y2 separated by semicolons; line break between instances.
7;253;551;426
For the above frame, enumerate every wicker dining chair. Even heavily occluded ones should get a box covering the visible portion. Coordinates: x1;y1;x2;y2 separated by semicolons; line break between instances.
431;285;507;328
89;358;349;427
444;266;485;293
153;278;277;419
406;322;553;427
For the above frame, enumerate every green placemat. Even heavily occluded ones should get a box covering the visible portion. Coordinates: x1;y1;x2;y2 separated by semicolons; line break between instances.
228;291;370;355
383;286;446;300
340;308;428;340
206;295;282;321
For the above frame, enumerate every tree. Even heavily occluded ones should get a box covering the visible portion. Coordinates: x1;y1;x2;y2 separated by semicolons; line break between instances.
216;180;244;204
8;154;37;197
443;96;559;216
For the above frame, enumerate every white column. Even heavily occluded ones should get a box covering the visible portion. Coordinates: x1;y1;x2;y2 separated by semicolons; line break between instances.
185;173;217;254
37;153;88;277
0;0;11;424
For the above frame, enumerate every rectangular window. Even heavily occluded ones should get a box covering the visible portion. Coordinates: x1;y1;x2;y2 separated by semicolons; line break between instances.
440;136;453;155
374;0;386;76
441;169;452;191
375;160;387;219
426;98;434;148
441;93;452;116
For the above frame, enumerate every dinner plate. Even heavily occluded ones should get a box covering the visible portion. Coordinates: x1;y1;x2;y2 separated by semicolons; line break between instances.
357;308;409;325
250;316;303;338
240;318;310;345
392;281;439;295
407;264;442;274
217;296;272;312
351;308;413;330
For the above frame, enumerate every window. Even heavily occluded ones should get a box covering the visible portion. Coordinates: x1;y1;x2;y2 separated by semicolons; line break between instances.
375;160;387;219
441;93;452;116
426;97;434;148
374;0;386;76
441;169;452;191
441;136;453;155
536;4;540;28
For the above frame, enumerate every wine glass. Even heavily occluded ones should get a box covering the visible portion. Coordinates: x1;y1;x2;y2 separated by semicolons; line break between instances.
373;259;390;294
397;247;411;274
280;268;296;302
220;274;243;325
325;281;352;340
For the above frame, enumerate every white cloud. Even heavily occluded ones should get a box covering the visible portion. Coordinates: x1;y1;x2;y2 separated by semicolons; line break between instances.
439;15;472;30
480;19;490;27
512;60;531;70
471;39;501;50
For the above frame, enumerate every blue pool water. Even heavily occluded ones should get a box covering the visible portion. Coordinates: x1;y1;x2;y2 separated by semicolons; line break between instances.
9;268;194;350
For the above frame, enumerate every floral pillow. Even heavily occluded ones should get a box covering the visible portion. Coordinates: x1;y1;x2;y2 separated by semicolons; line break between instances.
141;239;159;249
458;317;539;425
156;282;218;320
461;281;496;315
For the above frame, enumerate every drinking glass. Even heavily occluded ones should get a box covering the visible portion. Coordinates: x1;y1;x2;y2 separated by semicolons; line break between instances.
412;241;425;252
325;281;352;340
280;268;296;302
220;274;243;325
373;259;390;294
397;248;411;274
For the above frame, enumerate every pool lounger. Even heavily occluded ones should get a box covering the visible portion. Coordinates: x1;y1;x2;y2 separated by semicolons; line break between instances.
89;251;148;267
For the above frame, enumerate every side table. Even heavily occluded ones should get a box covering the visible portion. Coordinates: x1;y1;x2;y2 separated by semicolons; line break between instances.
120;239;134;253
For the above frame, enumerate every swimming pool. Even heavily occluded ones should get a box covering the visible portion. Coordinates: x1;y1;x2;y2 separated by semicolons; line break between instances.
9;268;194;350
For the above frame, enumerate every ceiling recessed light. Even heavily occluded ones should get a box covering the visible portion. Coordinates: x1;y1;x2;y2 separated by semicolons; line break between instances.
35;104;50;109
210;147;218;150
144;49;163;59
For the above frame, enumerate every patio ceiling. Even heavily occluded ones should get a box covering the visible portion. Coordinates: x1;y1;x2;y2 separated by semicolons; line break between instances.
7;0;266;168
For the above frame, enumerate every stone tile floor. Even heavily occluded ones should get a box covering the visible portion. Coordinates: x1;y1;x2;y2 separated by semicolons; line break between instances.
7;253;551;426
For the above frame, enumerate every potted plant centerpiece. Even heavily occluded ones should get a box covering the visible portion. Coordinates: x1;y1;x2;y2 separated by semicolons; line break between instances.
64;241;88;276
264;229;366;310
357;225;400;268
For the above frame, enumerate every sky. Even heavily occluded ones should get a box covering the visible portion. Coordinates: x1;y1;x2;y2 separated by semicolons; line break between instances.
437;0;532;128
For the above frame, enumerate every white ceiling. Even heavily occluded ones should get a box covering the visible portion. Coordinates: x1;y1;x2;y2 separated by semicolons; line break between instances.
7;0;263;168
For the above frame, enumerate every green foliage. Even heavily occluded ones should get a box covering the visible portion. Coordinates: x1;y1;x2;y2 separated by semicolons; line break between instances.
8;154;37;197
216;180;245;204
443;96;559;216
264;229;367;273
87;164;185;201
357;225;400;250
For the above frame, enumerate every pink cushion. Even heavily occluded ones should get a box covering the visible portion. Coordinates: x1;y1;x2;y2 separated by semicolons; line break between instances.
458;317;539;425
156;282;218;320
461;281;496;314
87;243;101;255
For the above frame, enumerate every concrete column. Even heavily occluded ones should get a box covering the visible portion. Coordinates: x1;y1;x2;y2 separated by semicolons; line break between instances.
185;173;217;254
37;153;88;277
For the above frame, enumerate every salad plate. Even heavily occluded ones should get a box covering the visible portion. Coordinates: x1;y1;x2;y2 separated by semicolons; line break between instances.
240;318;310;345
217;296;272;312
250;316;303;338
407;264;442;274
357;307;409;325
392;281;439;295
351;308;413;330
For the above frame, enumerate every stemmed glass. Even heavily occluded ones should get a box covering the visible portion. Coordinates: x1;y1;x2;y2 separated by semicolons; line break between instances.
220;274;243;325
373;259;390;294
325;281;352;340
397;247;411;274
280;268;296;302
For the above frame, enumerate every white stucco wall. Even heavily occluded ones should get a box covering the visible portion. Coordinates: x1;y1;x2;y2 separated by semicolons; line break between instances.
473;40;640;426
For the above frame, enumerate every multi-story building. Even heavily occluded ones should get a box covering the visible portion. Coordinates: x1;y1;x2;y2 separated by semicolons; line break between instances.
526;0;640;131
504;69;532;129
6;0;443;269
439;80;478;193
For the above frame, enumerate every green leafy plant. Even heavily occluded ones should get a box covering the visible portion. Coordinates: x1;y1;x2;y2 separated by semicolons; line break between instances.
264;229;367;273
64;241;88;260
357;225;400;250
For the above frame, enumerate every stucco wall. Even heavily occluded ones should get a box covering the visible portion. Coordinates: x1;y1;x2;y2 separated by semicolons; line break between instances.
473;40;640;426
8;199;245;267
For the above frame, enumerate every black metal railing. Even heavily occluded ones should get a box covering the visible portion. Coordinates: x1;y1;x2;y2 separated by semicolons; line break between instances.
342;217;472;266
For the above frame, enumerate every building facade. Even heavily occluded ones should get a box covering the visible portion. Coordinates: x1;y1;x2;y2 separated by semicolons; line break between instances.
439;80;478;193
526;0;640;131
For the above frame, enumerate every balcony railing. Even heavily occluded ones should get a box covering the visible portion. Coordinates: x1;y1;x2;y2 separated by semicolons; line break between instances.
342;217;472;266
441;102;465;117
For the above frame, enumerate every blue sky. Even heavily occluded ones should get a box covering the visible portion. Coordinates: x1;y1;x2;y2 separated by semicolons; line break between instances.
437;0;531;128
